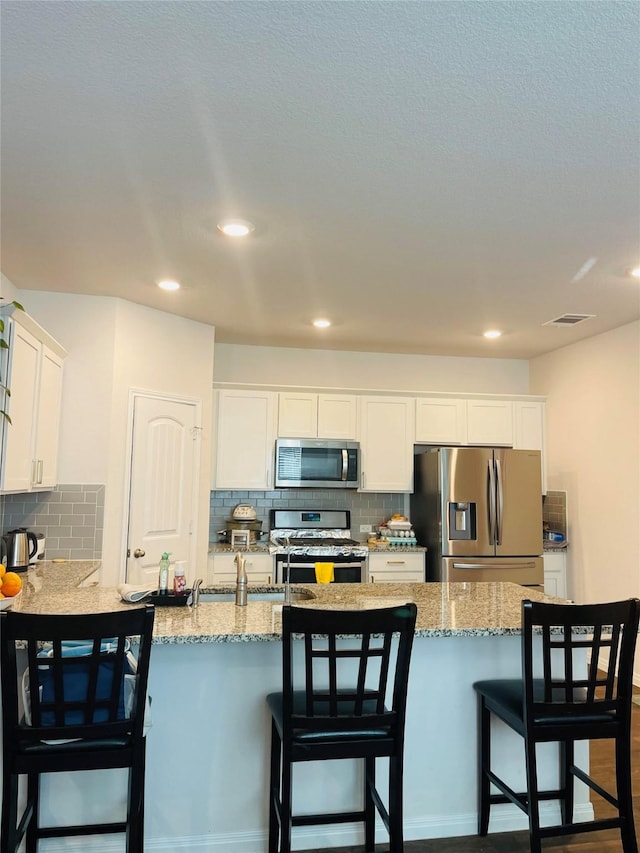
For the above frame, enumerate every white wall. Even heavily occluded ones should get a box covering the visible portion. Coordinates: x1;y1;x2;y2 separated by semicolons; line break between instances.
214;343;530;394
530;321;640;680
18;290;216;585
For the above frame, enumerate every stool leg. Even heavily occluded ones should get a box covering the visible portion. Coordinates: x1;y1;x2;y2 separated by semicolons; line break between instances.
279;743;293;853
559;739;574;826
616;730;638;853
364;755;375;852
268;720;282;853
388;754;404;853
524;736;542;853
25;772;39;853
1;769;19;853
477;696;491;836
126;741;146;853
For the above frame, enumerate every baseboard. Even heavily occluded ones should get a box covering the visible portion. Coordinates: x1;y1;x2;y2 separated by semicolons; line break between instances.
37;803;596;852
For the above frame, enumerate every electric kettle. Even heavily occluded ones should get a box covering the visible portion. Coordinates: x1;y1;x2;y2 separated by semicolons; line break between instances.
2;528;38;572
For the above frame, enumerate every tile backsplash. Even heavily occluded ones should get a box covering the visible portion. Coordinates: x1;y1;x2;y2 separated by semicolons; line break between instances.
210;489;406;542
0;484;105;561
543;489;567;537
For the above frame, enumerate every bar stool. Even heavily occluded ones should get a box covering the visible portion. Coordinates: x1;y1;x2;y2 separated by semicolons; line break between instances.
1;605;154;853
266;601;417;853
473;597;640;853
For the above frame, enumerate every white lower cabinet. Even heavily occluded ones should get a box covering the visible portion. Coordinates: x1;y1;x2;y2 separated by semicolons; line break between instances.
543;552;567;599
208;552;274;585
367;552;425;583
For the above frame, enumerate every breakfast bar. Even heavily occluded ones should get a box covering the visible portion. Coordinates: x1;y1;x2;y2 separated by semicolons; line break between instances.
3;562;593;852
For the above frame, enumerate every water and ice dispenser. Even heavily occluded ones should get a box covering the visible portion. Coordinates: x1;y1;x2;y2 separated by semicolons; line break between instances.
448;502;477;540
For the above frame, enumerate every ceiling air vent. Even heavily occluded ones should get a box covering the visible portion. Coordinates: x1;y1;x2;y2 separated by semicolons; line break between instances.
543;313;595;328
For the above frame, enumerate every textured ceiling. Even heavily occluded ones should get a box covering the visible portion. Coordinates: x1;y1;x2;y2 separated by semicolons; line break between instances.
1;1;639;359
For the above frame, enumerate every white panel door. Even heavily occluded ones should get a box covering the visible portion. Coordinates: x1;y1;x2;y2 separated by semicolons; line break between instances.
317;394;357;439
33;346;64;488
466;400;513;446
126;395;200;585
415;398;467;444
1;323;39;491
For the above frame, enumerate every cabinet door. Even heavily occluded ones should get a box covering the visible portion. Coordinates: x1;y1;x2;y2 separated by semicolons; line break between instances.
466;400;513;446
1;322;39;491
358;397;415;492
513;401;547;493
32;346;64;489
317;394;357;439
368;553;424;583
278;393;317;437
214;390;277;489
415;398;466;444
543;552;567;599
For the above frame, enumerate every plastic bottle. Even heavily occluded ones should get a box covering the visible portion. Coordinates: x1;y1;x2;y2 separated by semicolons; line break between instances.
158;552;171;594
173;560;187;594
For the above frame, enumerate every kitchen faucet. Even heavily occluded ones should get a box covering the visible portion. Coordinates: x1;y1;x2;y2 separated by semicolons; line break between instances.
191;577;203;608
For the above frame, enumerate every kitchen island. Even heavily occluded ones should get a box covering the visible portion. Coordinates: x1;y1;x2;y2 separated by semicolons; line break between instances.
3;562;592;852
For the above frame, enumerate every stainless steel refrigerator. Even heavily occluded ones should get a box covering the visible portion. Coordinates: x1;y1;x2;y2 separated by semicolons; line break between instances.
411;447;544;586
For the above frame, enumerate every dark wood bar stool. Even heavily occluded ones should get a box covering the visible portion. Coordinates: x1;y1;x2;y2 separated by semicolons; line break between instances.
1;605;154;853
266;602;417;853
473;597;640;853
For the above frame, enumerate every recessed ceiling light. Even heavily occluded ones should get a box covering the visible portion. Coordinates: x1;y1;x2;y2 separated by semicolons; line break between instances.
629;266;640;279
217;219;255;237
483;330;502;339
157;280;181;291
313;318;331;329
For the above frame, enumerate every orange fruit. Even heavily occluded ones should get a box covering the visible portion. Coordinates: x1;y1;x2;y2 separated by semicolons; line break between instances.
0;591;4;599
1;572;22;597
0;563;6;578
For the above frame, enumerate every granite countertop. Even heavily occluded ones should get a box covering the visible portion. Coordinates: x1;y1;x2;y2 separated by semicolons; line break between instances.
8;560;553;645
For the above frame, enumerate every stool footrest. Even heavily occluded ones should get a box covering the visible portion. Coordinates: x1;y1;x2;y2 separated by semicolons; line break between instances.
293;810;365;827
37;821;128;839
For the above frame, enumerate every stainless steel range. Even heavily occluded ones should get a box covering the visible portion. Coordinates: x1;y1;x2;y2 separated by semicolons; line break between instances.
269;509;367;584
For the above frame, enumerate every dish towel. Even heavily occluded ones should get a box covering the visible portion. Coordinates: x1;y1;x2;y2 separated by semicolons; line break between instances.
314;562;335;584
118;584;155;603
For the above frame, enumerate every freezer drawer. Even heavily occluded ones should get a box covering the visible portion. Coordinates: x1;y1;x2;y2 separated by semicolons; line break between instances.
441;556;543;586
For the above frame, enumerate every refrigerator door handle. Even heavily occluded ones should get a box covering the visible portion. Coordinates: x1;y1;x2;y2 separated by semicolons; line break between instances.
452;561;539;570
495;457;504;545
487;459;497;545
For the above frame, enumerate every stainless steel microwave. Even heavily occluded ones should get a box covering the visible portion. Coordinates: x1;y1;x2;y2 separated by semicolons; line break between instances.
275;439;360;489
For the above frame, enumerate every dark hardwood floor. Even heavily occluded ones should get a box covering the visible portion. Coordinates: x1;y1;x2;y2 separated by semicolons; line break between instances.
304;701;640;853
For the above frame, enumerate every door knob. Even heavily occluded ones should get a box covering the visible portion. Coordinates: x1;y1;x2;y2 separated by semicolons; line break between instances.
133;548;146;558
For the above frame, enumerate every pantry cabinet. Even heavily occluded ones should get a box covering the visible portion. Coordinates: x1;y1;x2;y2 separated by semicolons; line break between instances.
358;396;415;492
214;390;277;489
513;400;547;493
368;552;425;583
0;312;66;493
208;552;274;585
278;392;357;439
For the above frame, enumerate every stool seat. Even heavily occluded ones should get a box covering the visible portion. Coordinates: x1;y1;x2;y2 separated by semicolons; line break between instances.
474;598;639;853
267;602;416;853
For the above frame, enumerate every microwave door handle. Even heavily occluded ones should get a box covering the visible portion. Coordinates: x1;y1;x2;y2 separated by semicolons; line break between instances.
487;459;496;546
341;449;348;481
495;458;503;546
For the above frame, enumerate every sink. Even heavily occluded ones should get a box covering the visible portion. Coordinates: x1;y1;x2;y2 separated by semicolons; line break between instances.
200;589;314;603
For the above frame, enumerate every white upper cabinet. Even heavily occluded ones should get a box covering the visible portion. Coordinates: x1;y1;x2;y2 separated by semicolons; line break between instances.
358;396;415;492
214;390;277;489
415;397;467;445
278;392;357;439
466;399;513;446
0;312;66;493
513;400;547;493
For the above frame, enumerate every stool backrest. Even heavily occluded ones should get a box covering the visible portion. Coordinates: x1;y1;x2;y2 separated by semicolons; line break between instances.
521;598;640;725
281;603;417;736
1;606;155;745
